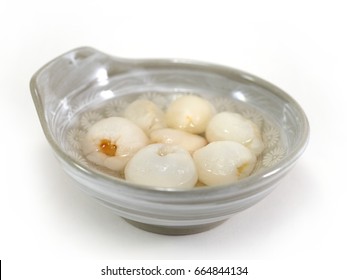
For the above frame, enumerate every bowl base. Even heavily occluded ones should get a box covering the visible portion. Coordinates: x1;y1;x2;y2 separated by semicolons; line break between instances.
123;219;228;235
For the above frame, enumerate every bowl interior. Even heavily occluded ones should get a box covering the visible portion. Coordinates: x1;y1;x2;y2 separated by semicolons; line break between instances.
31;48;308;189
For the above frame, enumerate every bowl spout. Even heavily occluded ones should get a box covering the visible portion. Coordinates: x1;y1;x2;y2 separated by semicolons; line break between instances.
30;47;134;107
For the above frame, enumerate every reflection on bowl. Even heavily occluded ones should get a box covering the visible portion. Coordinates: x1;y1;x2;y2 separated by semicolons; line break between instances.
30;47;309;235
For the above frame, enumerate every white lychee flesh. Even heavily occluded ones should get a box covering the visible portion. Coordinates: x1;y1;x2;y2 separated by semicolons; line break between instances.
82;117;149;171
165;95;215;134
193;141;256;186
150;128;207;153
205;112;264;156
124;143;198;190
123;99;166;135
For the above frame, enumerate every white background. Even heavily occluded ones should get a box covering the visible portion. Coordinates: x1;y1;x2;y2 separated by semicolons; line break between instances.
1;0;346;278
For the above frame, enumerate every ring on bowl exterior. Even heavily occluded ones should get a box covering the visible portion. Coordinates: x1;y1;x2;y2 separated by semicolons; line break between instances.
30;47;309;235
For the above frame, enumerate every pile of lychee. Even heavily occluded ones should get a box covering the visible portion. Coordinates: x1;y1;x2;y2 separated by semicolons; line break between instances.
82;95;264;190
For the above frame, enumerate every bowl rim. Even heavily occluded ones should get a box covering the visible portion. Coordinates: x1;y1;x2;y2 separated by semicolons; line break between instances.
30;46;310;201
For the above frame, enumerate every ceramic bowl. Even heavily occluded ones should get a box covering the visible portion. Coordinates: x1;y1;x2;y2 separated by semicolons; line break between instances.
30;47;309;235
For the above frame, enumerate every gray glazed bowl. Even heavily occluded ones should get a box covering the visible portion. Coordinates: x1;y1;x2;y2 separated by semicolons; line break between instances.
30;47;309;235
